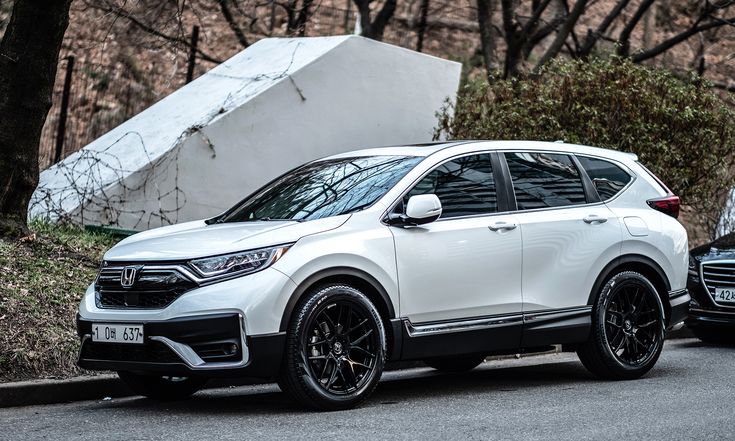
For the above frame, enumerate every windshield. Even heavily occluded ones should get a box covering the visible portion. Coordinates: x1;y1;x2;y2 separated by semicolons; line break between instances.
220;155;423;223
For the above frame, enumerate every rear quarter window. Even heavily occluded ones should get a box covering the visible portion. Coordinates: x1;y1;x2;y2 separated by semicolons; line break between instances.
577;156;633;200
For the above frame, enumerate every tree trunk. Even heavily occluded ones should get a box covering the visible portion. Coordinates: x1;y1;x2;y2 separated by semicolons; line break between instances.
0;0;72;237
476;0;496;80
353;0;397;41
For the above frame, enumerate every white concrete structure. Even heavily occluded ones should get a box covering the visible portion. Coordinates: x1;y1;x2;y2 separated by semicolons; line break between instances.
30;35;462;230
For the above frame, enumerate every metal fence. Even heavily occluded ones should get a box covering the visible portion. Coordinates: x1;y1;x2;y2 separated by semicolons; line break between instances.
38;57;158;170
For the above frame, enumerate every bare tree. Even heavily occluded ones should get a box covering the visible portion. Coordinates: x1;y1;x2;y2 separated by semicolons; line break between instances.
353;0;397;41
0;0;73;237
474;0;735;79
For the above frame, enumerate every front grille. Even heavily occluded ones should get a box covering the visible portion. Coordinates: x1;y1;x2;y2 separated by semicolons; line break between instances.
95;266;198;309
701;262;735;307
81;340;182;363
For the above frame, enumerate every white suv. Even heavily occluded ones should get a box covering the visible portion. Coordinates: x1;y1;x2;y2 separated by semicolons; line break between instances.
77;141;690;410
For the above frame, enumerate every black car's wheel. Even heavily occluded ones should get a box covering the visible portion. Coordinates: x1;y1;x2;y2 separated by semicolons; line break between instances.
278;284;386;411
117;371;206;400
691;325;735;345
577;271;665;380
424;356;485;373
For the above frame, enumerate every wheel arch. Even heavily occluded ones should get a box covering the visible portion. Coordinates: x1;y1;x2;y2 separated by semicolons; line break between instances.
278;267;400;358
588;254;673;324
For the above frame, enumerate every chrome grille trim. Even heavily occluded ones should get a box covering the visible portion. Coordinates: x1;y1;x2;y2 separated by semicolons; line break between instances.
699;260;735;309
95;265;198;309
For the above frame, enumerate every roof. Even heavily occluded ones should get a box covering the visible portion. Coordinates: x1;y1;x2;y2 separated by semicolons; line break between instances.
324;140;638;162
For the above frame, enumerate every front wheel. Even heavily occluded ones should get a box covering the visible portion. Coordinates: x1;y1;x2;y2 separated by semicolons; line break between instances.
117;371;206;400
278;284;386;411
577;271;665;380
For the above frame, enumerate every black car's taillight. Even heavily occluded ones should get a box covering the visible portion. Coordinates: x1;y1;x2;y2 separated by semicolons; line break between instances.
647;195;680;219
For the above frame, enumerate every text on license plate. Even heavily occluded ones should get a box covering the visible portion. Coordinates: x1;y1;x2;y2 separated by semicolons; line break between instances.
714;288;735;304
92;323;144;344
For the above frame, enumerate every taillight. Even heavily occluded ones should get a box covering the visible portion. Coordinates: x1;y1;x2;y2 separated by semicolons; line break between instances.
647;195;680;218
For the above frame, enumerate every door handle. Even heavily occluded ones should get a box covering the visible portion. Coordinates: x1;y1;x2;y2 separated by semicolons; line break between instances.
488;221;518;231
583;215;608;224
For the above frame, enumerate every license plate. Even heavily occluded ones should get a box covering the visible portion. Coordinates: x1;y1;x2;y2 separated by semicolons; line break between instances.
714;287;735;305
91;323;145;344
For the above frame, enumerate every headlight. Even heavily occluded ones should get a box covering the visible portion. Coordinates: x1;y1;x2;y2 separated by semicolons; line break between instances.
189;244;291;280
688;255;698;274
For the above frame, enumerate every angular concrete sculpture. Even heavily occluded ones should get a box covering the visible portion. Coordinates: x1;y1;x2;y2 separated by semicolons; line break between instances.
30;35;462;230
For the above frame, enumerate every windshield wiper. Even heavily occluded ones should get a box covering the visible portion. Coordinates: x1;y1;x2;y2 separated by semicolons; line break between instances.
256;217;306;222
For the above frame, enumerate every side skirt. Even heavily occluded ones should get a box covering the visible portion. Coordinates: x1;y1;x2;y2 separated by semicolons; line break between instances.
399;306;591;361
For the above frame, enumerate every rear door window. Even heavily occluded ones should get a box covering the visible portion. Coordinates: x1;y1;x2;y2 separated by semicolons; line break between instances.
504;152;587;210
577;156;633;200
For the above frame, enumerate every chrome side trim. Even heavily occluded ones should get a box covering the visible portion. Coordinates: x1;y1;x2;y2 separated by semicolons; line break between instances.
523;306;592;322
668;288;688;299
404;313;523;337
403;306;594;337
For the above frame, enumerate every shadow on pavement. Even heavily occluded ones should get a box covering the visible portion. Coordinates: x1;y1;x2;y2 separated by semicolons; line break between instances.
97;357;683;415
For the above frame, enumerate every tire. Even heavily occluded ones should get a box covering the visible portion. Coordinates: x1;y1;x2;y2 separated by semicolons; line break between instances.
278;284;386;411
577;271;666;380
117;371;206;400
691;325;735;345
424;356;485;373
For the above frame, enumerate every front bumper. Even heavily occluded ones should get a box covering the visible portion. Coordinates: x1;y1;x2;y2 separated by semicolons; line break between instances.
77;313;285;378
686;308;735;329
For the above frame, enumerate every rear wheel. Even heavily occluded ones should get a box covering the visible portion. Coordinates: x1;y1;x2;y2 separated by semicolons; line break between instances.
424;356;485;373
577;271;665;380
117;371;206;400
278;284;386;411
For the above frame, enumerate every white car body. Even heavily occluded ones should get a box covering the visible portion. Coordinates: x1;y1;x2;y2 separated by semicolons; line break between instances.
77;140;689;384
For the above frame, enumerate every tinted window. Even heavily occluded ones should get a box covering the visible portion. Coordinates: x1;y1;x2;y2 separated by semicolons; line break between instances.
578;156;632;200
504;152;586;210
221;155;422;222
405;154;497;218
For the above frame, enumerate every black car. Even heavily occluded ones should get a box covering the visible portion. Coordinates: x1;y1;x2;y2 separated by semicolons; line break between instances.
687;232;735;343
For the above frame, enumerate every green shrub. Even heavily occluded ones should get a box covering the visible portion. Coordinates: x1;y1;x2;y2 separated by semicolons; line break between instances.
435;57;735;238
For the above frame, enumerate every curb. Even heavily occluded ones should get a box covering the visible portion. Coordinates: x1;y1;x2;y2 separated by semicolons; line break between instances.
0;331;696;409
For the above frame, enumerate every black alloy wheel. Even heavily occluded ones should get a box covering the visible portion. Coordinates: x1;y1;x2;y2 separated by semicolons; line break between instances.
278;284;386;410
578;271;665;380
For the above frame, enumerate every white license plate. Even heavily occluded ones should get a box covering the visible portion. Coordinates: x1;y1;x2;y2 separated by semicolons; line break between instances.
714;287;735;305
91;323;145;344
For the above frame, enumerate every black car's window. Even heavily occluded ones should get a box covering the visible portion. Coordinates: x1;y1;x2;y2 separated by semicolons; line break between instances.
404;154;497;218
577;156;632;200
221;155;422;222
504;152;586;210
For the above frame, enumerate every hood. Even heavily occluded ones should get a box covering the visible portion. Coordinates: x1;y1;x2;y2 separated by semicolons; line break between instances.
104;215;350;261
690;232;735;262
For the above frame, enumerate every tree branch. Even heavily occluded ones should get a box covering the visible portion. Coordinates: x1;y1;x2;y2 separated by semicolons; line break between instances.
533;0;588;74
216;0;249;48
616;0;655;56
632;16;735;63
578;0;630;57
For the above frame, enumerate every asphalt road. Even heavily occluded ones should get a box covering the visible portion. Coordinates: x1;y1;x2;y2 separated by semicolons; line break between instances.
2;338;734;441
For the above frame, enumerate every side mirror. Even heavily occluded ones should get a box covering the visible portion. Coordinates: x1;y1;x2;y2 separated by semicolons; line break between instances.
388;194;442;226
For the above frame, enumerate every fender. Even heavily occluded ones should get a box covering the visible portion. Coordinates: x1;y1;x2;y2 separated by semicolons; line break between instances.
587;254;671;305
278;266;397;332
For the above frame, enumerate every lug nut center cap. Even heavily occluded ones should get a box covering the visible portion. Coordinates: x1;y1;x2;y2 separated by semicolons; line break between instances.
623;320;633;331
333;341;343;354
